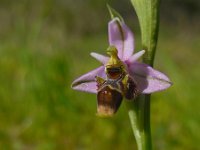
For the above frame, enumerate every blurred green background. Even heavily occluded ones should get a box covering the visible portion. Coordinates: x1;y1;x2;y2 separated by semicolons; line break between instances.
0;0;199;149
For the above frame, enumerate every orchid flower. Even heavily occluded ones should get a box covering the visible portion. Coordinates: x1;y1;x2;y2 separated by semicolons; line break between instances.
71;18;172;116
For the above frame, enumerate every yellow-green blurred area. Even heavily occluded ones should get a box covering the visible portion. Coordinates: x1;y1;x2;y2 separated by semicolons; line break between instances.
0;0;199;149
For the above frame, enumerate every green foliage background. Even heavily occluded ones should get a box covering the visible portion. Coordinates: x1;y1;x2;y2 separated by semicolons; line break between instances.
0;0;199;149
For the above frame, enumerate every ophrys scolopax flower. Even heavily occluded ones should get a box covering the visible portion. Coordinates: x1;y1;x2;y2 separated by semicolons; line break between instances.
71;18;172;116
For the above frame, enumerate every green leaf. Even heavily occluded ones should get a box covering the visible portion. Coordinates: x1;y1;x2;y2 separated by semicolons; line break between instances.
130;0;160;66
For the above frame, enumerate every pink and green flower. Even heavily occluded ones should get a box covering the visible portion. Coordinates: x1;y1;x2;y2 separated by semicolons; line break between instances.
71;18;172;116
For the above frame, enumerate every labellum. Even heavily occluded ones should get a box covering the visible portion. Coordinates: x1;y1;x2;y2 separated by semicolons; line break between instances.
96;46;138;117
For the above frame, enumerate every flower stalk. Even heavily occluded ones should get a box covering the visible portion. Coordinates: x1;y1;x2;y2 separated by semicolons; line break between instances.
129;0;160;149
126;95;152;150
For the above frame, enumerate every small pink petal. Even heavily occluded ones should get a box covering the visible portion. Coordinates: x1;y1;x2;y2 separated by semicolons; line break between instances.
128;62;172;94
126;50;145;64
90;52;109;65
108;18;134;61
71;66;105;93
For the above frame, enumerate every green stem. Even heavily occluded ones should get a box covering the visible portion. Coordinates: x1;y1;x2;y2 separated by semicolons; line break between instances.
126;95;152;150
129;0;160;149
